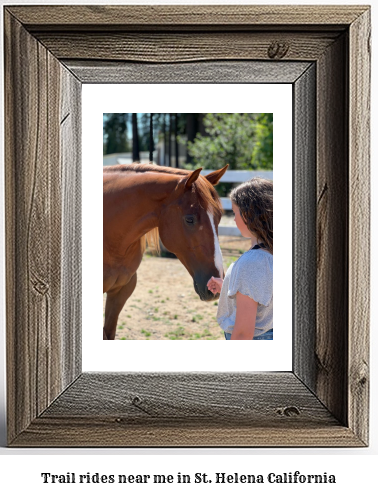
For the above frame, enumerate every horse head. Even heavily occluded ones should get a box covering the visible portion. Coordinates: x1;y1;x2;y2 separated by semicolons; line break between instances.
158;165;228;301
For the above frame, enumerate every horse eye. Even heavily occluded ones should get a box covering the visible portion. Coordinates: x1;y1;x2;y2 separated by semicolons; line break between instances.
185;215;195;225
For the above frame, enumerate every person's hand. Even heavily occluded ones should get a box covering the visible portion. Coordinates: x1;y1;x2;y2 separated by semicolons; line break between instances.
207;277;223;295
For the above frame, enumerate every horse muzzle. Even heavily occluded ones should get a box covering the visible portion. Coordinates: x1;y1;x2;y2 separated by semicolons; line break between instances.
194;279;220;302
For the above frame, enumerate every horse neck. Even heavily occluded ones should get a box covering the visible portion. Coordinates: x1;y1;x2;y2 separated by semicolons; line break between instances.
104;171;180;246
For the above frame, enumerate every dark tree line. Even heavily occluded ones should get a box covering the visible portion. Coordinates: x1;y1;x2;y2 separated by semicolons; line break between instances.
103;113;206;168
103;113;272;171
103;113;129;155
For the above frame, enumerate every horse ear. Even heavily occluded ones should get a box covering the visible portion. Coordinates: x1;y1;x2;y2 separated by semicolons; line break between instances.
185;168;202;190
204;164;229;186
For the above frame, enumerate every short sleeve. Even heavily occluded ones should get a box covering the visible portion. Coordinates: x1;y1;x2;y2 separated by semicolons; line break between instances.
228;252;273;307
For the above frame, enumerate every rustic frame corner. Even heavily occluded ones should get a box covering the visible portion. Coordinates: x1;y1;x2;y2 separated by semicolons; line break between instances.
4;5;370;447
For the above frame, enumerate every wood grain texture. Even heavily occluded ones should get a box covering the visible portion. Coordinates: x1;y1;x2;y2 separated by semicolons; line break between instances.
11;418;363;448
348;9;371;445
4;11;81;444
41;373;334;421
65;60;311;84
60;68;82;388
293;65;317;390
5;12;62;442
35;32;339;63
4;5;370;447
316;34;349;426
11;373;363;447
7;5;367;29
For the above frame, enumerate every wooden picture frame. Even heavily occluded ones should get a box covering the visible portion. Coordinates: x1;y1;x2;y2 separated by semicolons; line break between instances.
4;5;370;447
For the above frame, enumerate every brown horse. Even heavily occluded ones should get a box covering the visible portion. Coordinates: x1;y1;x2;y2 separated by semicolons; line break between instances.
103;163;228;340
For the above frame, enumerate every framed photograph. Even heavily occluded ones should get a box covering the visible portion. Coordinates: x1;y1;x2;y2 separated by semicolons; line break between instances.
4;5;370;447
88;89;289;370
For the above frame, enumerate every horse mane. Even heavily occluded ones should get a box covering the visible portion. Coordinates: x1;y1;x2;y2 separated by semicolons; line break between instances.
104;163;223;255
141;227;160;256
105;163;223;219
195;175;223;220
104;163;190;177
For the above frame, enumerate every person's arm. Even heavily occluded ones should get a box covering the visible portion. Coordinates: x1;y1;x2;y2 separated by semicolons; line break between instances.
231;292;258;340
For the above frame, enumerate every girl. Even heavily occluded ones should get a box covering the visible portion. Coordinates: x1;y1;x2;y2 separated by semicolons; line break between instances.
207;177;273;340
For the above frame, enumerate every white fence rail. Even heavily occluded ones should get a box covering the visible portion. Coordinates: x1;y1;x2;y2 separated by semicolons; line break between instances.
103;155;272;237
202;169;273;183
201;170;273;236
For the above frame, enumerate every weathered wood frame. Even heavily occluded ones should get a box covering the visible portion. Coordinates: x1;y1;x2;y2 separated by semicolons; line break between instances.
4;5;370;447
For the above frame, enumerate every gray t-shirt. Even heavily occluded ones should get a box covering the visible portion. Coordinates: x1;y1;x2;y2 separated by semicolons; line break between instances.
217;248;273;338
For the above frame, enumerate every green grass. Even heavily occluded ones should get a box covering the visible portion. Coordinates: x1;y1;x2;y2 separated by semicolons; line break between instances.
191;314;204;323
165;327;217;340
141;329;152;338
192;329;217;340
165;327;186;340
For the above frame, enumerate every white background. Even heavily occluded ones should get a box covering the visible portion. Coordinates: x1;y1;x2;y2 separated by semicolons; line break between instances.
0;0;377;498
84;83;292;371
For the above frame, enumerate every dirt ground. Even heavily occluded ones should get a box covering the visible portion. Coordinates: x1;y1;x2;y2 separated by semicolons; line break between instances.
104;235;251;340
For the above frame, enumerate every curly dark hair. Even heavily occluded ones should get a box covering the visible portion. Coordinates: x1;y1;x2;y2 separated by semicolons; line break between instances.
230;177;273;253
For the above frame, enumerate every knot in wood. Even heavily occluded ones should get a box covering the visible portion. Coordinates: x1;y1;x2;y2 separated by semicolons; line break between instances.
132;395;142;406
268;42;289;59
276;406;300;417
359;376;367;387
353;361;368;389
33;279;49;295
130;394;154;416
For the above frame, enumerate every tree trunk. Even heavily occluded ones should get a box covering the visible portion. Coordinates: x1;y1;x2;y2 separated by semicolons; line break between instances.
186;113;197;165
132;113;140;162
162;113;167;165
175;113;179;168
168;114;172;167
149;113;154;163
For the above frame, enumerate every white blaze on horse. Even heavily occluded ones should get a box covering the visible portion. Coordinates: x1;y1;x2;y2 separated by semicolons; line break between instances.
103;163;228;340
